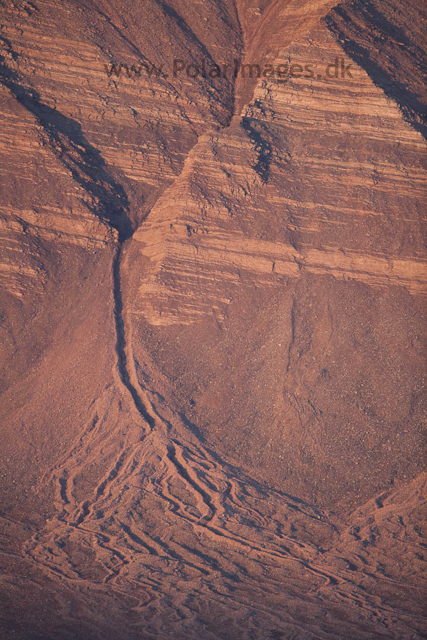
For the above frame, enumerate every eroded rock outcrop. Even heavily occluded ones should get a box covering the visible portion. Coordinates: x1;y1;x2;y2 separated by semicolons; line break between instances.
128;19;426;506
0;0;426;638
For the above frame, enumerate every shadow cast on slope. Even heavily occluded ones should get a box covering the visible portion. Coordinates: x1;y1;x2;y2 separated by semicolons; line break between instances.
0;53;133;241
325;2;427;141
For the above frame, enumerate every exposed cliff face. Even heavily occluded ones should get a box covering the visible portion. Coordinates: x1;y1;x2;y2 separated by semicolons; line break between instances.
326;0;427;139
0;0;242;504
233;0;337;110
0;0;426;638
129;19;426;506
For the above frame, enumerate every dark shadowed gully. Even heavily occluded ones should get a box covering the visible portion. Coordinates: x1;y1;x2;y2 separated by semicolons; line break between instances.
0;0;426;638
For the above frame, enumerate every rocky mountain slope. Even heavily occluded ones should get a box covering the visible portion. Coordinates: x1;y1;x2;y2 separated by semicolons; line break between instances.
0;0;426;638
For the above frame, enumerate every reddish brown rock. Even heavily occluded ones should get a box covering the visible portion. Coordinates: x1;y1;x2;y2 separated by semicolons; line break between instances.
0;0;426;638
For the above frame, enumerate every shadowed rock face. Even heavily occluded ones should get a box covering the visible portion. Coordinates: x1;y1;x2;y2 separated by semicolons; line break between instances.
326;0;427;140
0;0;426;638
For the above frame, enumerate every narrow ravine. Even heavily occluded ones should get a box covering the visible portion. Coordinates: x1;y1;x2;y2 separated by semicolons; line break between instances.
1;49;162;434
4;10;426;636
112;243;156;429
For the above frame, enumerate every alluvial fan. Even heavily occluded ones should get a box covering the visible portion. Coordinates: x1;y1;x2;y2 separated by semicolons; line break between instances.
0;0;426;638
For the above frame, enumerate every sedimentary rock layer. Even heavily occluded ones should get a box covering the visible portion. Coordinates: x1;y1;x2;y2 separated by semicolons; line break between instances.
0;0;426;638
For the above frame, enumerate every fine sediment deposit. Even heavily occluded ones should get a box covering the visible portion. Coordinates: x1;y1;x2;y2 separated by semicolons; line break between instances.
0;0;426;638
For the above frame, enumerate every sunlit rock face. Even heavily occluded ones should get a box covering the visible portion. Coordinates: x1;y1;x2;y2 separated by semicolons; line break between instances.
130;19;426;506
0;0;426;638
